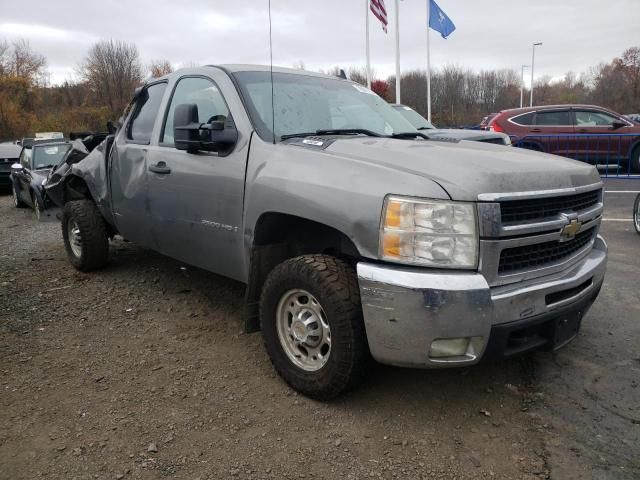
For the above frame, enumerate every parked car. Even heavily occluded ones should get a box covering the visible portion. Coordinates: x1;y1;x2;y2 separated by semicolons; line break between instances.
11;141;71;219
392;104;510;145
487;104;640;172
47;66;606;399
0;143;22;191
479;113;497;130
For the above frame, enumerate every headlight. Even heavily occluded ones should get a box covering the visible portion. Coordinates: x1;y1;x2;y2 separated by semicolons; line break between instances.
380;196;478;268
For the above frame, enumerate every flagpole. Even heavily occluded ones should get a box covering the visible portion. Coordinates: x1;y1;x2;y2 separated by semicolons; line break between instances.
365;0;371;88
426;0;431;122
394;0;401;103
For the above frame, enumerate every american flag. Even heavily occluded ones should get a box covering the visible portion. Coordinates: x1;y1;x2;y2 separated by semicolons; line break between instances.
370;0;388;33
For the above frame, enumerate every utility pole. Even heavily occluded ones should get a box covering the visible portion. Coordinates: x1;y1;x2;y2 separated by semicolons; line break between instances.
530;42;542;107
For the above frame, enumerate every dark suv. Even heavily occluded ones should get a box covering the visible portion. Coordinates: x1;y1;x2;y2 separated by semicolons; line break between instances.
487;104;640;172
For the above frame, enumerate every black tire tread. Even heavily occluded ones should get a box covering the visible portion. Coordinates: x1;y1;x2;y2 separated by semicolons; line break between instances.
61;200;109;272
260;254;369;400
633;194;640;235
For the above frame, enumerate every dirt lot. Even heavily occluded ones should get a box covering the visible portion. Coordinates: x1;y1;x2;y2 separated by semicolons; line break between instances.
0;180;638;480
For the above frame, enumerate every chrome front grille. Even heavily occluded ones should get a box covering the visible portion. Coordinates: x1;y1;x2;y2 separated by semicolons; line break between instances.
498;226;597;274
477;183;603;286
499;189;600;224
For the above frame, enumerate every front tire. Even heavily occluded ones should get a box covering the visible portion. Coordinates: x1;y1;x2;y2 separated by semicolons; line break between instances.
61;200;109;272
634;194;640;235
32;192;42;220
12;183;26;208
260;255;369;400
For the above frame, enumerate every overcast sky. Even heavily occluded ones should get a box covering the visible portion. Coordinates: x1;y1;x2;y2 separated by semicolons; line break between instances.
1;0;638;85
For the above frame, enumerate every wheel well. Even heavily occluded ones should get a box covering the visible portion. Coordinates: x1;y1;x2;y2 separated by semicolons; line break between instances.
244;212;362;333
64;175;93;203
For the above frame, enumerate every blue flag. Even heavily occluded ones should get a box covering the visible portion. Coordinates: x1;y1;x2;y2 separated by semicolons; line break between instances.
429;0;456;39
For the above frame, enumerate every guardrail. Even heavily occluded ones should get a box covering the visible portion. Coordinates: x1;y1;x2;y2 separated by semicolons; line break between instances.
511;133;640;178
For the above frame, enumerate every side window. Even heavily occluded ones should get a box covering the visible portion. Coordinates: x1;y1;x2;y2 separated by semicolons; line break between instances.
128;83;167;143
20;149;30;168
162;77;230;145
575;110;620;127
535;110;570;126
511;112;534;126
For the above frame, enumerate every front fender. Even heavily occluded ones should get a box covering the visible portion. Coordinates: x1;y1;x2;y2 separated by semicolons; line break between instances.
243;137;450;272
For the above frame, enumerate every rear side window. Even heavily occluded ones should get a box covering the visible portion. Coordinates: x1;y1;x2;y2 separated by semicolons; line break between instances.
535;110;571;126
128;83;167;143
510;112;534;126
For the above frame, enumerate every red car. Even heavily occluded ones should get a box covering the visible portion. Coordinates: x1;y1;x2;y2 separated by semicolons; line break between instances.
487;104;640;172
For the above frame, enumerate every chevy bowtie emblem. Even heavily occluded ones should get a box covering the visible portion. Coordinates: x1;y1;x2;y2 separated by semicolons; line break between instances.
560;218;582;239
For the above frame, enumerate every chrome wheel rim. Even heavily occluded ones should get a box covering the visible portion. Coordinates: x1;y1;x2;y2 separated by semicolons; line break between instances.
68;220;82;257
276;289;331;372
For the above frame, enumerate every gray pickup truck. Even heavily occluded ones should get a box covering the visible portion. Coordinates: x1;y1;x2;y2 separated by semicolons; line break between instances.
46;65;607;399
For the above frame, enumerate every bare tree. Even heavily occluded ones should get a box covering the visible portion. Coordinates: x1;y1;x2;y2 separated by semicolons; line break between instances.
148;59;173;78
80;39;142;116
0;39;46;83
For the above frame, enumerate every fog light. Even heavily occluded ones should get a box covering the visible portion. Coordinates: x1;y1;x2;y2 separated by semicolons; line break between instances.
429;337;484;359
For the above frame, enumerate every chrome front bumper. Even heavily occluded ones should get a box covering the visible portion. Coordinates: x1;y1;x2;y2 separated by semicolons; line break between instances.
357;235;607;368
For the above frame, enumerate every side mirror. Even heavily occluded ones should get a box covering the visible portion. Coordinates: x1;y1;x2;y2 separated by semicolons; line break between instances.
11;163;23;173
611;120;627;130
174;103;238;154
174;104;203;153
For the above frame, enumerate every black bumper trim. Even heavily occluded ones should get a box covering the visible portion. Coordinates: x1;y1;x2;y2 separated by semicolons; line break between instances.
483;281;602;360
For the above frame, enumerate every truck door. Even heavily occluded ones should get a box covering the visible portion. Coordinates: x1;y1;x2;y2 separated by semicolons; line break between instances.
145;74;249;282
110;82;167;247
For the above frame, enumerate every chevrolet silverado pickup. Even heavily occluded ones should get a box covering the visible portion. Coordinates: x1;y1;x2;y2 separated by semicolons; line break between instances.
46;65;607;399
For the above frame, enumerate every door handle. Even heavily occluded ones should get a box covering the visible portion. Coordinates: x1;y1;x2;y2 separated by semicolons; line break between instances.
530;128;541;133
578;128;588;133
148;162;171;174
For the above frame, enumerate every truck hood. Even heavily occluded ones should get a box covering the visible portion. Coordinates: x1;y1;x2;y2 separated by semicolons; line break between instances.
321;137;601;201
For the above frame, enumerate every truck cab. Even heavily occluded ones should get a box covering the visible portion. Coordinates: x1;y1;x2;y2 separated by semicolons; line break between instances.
46;65;607;399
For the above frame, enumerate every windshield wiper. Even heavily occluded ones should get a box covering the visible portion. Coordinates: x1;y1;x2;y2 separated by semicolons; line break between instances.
280;128;383;140
315;128;383;137
390;132;430;140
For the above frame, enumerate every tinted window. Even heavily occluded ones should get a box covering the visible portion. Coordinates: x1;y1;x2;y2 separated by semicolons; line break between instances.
511;112;534;125
128;83;167;143
162;77;229;145
535;110;571;126
575;110;620;126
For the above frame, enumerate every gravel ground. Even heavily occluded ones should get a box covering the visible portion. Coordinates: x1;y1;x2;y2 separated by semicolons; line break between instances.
0;181;637;479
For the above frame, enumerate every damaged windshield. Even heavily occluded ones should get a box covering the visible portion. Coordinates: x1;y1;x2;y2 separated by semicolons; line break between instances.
233;71;417;142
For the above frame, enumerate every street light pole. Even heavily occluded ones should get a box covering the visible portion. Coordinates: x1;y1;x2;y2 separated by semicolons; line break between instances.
520;65;528;108
530;42;542;107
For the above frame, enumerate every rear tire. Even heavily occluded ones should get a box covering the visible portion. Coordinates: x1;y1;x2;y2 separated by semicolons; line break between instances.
259;255;369;400
61;200;109;272
633;194;640;235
